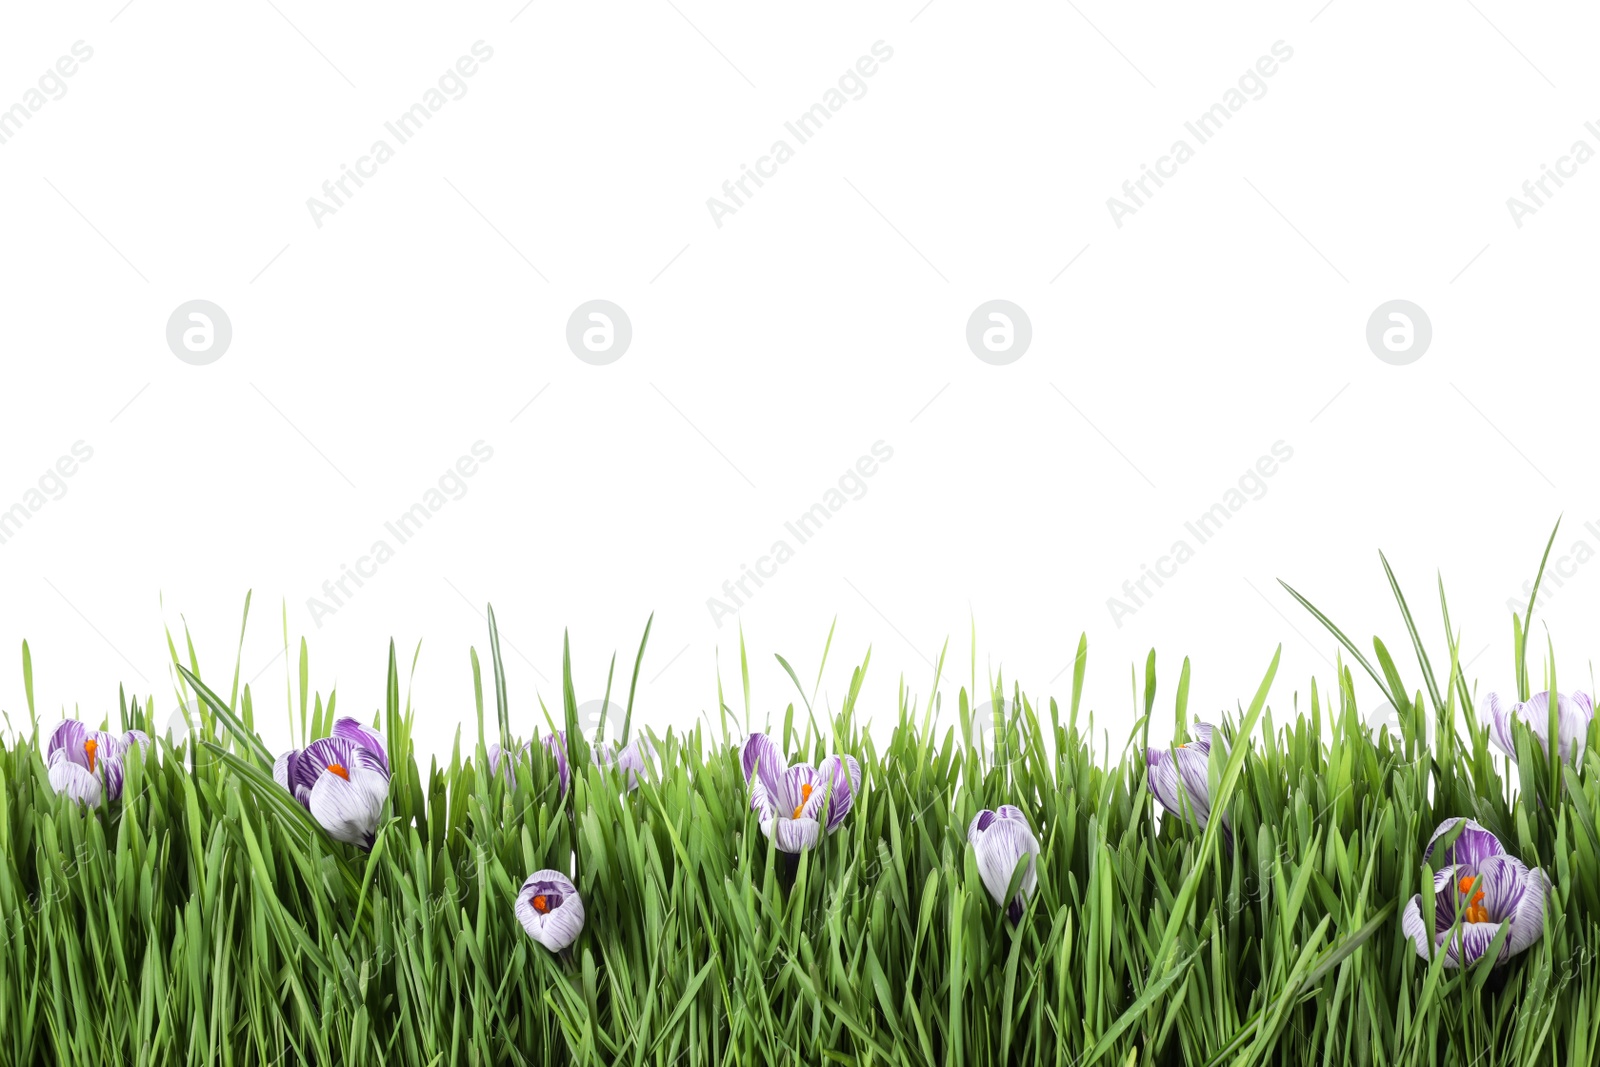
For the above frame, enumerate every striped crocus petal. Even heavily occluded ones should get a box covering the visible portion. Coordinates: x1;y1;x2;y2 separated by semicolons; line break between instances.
1424;818;1505;869
768;815;822;852
968;805;1040;915
331;717;390;775
541;733;571;797
515;869;585;952
47;747;102;805
816;754;862;832
1146;744;1213;827
1484;692;1517;757
273;747;312;805
281;736;390;847
46;719;87;762
742;733;783;788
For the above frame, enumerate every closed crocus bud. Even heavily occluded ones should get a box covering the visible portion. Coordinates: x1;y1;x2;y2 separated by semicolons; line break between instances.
486;740;526;783
1146;722;1231;844
274;729;390;848
1485;690;1594;763
968;805;1041;921
516;869;585;953
592;735;656;791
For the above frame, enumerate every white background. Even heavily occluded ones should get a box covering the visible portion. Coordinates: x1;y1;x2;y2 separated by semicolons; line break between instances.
1;0;1595;761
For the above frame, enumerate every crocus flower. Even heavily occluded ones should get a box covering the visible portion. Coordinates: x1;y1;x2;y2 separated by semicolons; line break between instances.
487;733;571;796
592;735;656;791
1400;818;1550;968
740;733;861;853
1485;690;1593;763
273;717;390;848
45;720;150;805
968;805;1041;921
1146;722;1228;839
515;869;585;952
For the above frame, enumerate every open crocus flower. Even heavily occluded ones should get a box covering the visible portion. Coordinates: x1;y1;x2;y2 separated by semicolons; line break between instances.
968;805;1041;921
45;720;150;805
592;735;656;791
1485;690;1593;763
273;718;390;848
1400;818;1551;968
740;733;861;853
515;869;585;953
1146;722;1229;840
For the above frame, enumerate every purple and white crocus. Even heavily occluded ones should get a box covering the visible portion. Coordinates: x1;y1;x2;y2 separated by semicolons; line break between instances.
1401;818;1550;967
45;720;151;805
488;732;572;796
740;733;861;853
968;805;1041;922
273;717;390;848
515;869;585;953
1146;722;1228;839
1484;690;1593;763
592;735;656;791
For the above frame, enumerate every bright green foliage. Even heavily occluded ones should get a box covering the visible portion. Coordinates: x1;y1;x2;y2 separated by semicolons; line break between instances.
3;559;1600;1066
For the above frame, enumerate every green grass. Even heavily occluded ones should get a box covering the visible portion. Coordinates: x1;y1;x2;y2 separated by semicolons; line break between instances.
3;544;1600;1065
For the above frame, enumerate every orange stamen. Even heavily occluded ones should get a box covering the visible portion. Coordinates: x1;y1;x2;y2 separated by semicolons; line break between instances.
1458;875;1475;894
84;738;98;773
792;782;814;820
326;762;350;781
532;894;549;914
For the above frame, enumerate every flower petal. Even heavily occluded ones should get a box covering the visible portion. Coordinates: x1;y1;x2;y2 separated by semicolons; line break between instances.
1145;749;1183;815
47;719;86;761
1484;693;1516;758
741;733;782;784
768;815;821;853
1400;894;1431;960
47;752;102;805
1424;818;1504;868
968;809;998;842
1439;922;1507;968
541;733;571;797
1556;692;1593;760
1502;862;1550;958
332;717;390;775
779;765;815;815
307;764;387;847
